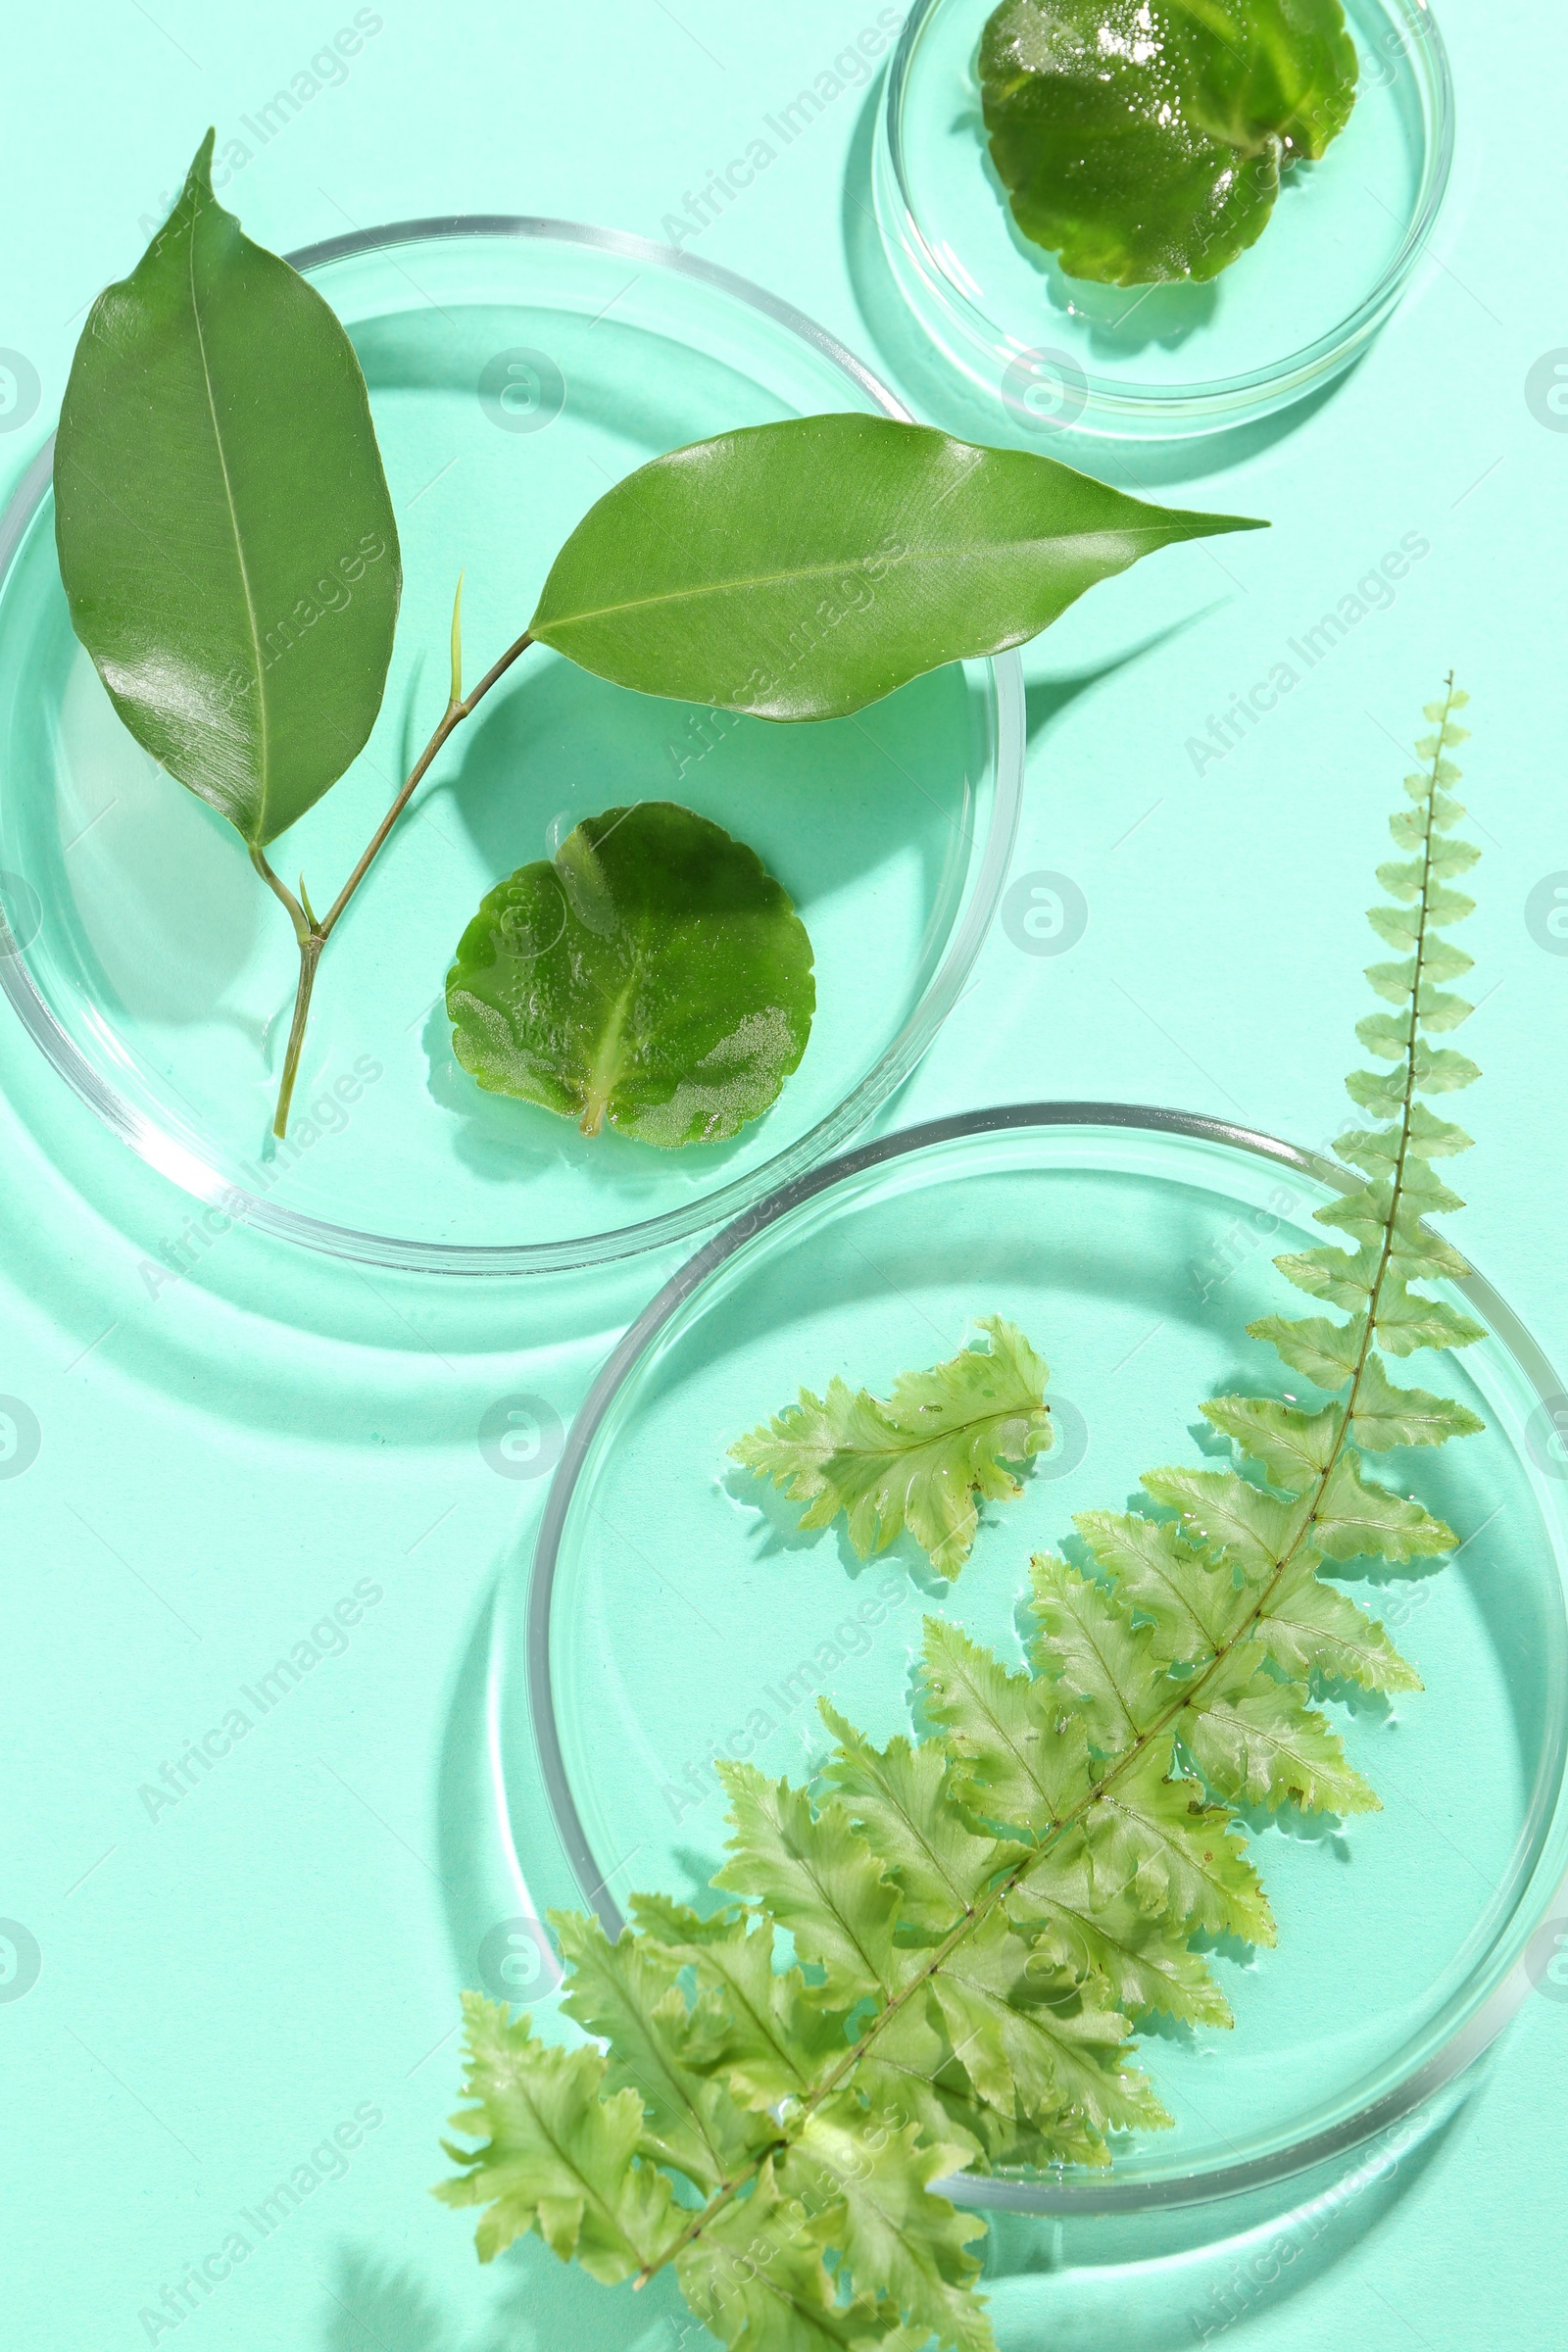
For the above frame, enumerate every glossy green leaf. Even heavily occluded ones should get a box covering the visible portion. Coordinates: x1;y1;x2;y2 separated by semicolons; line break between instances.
730;1315;1053;1576
54;132;399;848
529;415;1263;719
446;803;814;1149
979;0;1358;287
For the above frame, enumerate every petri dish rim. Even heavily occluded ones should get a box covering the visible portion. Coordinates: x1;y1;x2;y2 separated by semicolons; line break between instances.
516;1099;1568;2215
873;0;1456;439
0;216;1024;1277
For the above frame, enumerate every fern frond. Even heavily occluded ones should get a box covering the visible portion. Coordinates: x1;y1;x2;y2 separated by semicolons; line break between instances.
729;1316;1052;1576
440;684;1488;2352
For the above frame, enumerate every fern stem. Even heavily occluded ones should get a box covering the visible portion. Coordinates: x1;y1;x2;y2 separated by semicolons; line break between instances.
637;684;1460;2285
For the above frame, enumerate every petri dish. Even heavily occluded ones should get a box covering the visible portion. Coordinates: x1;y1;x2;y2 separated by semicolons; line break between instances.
0;220;1021;1274
873;0;1454;441
496;1103;1568;2212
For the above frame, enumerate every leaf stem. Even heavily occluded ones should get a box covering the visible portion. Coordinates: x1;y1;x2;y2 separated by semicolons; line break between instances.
635;681;1460;2286
264;623;535;1137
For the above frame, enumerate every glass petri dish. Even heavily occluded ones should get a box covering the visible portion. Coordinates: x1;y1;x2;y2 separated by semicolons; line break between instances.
0;220;1021;1274
873;0;1453;441
495;1103;1568;2212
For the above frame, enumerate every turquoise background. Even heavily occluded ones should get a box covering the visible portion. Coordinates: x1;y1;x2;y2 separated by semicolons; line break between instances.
1;2;1564;2345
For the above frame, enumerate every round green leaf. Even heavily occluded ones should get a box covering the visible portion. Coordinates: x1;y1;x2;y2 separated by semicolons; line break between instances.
980;0;1359;286
527;415;1264;720
54;131;401;847
446;804;815;1149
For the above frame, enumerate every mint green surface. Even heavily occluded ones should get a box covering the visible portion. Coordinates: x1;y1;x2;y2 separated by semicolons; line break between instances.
1;4;1565;2348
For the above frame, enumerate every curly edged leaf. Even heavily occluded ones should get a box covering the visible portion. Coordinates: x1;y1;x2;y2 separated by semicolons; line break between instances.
732;1316;1054;1576
530;416;1264;720
447;803;814;1148
920;1615;1094;1834
979;0;1358;288
55;132;400;849
1175;1645;1379;1817
435;1993;681;2277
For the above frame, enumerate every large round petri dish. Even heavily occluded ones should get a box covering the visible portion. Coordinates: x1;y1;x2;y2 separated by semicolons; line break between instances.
873;0;1453;441
0;220;1021;1274
496;1103;1568;2211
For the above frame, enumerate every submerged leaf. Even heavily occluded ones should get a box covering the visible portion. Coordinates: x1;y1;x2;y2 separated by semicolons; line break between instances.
530;416;1264;719
731;1316;1052;1576
979;0;1358;287
55;132;400;848
446;803;814;1149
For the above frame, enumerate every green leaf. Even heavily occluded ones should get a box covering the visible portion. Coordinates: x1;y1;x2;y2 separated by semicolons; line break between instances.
628;1903;843;2115
1139;1467;1299;1580
713;1763;906;2008
1411;1045;1481;1095
1179;1650;1379;1816
1273;1243;1381;1311
551;1913;768;2186
1199;1396;1340;1494
1253;1553;1421;1693
447;803;814;1149
1349;1352;1485;1452
436;1994;679;2277
1374;1282;1487;1357
1074;1509;1251;1667
1012;1827;1233;2027
731;1317;1052;1577
1027;1554;1167;1756
780;2092;992;2352
529;416;1264;720
54;133;400;849
818;1704;1007;1938
1087;1742;1276;1947
1249;1311;1365;1391
1313;1453;1455;1564
676;2169;904;2352
979;0;1358;287
929;1908;1169;2145
921;1618;1094;1835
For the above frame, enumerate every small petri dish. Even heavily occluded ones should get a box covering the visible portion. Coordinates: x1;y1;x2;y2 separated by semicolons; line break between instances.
495;1103;1568;2212
0;220;1021;1274
873;0;1454;441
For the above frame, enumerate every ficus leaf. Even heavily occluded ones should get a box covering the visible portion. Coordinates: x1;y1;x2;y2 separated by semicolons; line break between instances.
528;416;1264;720
54;131;400;849
446;803;814;1148
979;0;1358;287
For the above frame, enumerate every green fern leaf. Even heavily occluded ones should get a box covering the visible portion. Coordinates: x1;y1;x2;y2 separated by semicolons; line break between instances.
713;1764;906;2007
1350;1352;1485;1451
730;1316;1053;1576
1074;1509;1250;1665
1313;1452;1455;1563
1247;1311;1365;1391
1012;1827;1233;2027
1253;1552;1420;1693
1199;1396;1340;1493
1086;1742;1276;1946
1027;1553;1167;1756
921;1617;1094;1834
818;1703;1008;1937
1178;1648;1379;1816
1138;1466;1300;1579
781;2093;992;2352
436;1994;681;2276
441;682;1491;2352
